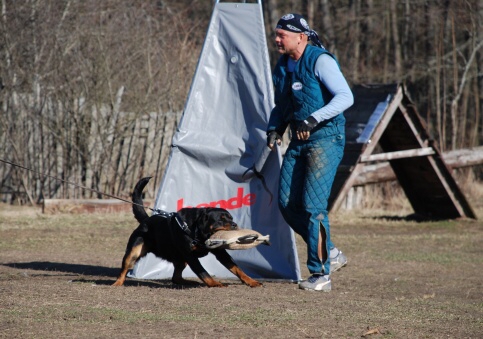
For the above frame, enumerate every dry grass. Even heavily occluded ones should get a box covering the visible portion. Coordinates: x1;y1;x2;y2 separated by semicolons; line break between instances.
1;200;482;338
341;171;483;217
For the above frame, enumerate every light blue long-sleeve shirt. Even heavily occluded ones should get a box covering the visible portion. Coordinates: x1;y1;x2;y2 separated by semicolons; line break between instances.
287;54;353;123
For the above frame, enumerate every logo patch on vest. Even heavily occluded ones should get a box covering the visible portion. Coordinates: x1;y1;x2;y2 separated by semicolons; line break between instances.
292;82;303;91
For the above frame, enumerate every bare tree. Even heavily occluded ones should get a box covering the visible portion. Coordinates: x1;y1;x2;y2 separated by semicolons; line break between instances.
0;0;482;204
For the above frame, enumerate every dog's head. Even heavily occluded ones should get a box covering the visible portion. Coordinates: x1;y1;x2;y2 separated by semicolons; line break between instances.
178;207;238;241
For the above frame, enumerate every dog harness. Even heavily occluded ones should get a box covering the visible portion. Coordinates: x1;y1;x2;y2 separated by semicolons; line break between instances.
153;209;202;251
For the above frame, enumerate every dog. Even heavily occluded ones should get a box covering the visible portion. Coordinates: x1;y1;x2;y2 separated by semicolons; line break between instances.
112;177;262;288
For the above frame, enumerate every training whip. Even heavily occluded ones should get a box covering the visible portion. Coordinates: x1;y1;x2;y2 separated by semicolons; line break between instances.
0;158;150;211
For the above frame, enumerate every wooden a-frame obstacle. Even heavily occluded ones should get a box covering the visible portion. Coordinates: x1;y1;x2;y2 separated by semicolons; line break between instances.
328;83;476;219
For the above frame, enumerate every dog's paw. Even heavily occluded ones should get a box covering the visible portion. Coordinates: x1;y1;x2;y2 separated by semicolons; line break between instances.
248;280;263;288
207;281;226;288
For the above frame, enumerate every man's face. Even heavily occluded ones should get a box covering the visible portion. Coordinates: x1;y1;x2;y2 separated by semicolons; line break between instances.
275;28;302;56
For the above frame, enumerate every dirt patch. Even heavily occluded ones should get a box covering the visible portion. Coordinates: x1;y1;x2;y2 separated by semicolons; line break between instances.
0;204;482;338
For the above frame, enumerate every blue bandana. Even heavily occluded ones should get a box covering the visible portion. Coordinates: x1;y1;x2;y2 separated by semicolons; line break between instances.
276;13;324;48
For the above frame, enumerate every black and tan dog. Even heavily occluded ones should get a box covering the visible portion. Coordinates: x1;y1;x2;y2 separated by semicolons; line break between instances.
113;177;262;288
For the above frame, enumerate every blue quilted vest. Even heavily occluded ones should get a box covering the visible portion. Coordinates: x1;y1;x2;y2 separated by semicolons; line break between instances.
269;45;345;139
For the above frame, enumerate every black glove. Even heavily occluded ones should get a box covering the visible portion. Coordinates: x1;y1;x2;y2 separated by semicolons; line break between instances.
297;116;318;133
267;130;282;148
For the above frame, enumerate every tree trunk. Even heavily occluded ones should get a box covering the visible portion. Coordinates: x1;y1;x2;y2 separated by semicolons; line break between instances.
319;0;337;54
350;0;361;82
450;15;458;150
365;0;374;82
472;0;483;147
383;4;390;83
390;0;402;79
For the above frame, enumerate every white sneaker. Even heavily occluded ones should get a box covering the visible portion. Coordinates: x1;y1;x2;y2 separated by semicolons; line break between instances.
299;274;331;291
330;250;347;273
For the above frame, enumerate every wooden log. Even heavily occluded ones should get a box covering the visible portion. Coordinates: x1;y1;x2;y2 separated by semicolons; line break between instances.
354;146;483;186
443;146;483;168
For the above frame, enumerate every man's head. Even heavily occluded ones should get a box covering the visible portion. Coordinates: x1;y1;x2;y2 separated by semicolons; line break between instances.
274;13;323;59
275;26;308;59
276;13;312;35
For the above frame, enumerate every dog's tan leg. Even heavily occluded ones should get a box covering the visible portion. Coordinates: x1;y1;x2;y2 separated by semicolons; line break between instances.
226;265;262;287
112;243;146;286
185;258;225;287
212;250;262;287
198;272;225;287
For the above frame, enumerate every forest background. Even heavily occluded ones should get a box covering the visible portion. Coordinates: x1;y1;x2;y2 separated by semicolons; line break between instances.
0;0;482;206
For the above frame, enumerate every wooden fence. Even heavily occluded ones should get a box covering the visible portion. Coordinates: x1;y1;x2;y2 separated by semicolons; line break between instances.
0;92;181;204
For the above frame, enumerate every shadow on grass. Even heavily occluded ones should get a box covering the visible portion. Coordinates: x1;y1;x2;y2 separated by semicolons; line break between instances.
2;261;207;289
4;261;118;276
365;213;446;222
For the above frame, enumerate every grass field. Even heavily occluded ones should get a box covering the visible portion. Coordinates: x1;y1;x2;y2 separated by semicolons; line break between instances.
0;202;482;338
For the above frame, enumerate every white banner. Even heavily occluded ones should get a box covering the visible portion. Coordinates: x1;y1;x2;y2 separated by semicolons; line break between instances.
130;1;300;282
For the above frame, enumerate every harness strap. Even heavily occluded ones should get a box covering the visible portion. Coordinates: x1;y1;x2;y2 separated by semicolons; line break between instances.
154;209;201;250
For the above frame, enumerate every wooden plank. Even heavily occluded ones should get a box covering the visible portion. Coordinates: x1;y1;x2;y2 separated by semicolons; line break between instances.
360;147;435;162
397;102;428;147
360;85;404;154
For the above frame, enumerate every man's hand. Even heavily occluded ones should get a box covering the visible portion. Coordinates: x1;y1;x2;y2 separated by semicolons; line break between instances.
296;116;318;140
267;130;282;151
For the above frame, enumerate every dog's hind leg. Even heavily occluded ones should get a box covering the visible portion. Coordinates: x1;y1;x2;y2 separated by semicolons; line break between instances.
171;261;200;286
212;249;262;287
112;241;146;286
185;258;224;287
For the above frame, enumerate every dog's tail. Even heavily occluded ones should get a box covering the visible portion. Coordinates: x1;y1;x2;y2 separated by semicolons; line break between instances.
132;177;152;223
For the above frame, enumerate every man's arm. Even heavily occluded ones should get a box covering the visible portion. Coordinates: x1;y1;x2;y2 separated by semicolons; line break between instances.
311;54;354;122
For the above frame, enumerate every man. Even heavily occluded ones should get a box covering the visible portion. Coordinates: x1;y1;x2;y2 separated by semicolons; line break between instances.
267;13;354;291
